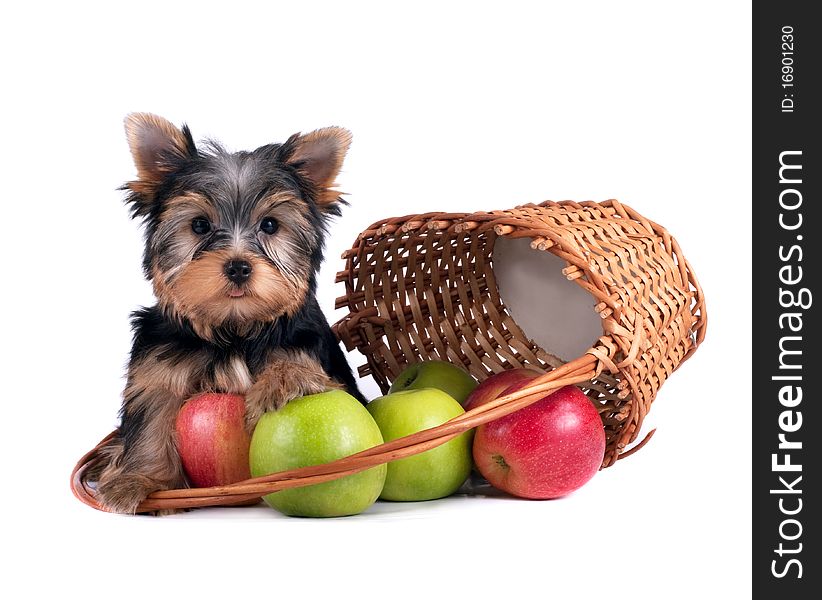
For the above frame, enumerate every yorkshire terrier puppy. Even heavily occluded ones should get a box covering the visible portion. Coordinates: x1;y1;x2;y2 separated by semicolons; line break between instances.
86;113;364;514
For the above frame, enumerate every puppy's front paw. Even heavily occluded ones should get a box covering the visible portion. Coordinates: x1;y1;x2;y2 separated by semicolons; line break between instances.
244;357;342;432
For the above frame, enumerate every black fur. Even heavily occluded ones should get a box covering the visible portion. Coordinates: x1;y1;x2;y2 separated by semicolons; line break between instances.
127;298;363;404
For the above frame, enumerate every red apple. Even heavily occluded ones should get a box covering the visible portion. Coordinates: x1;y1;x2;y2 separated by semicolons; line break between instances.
463;368;542;411
473;384;605;499
175;393;251;487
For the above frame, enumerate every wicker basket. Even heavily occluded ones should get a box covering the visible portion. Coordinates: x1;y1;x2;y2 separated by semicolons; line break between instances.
72;199;706;512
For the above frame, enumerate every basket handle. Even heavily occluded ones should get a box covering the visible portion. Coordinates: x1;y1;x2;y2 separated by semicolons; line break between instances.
72;354;601;513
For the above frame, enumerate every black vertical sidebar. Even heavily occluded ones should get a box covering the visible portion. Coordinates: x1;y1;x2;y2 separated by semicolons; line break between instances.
753;2;819;598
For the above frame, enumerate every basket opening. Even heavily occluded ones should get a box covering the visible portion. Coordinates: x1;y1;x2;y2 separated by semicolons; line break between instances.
485;233;633;465
491;236;603;363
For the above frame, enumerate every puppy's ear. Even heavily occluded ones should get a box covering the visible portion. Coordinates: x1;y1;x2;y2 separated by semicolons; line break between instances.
123;113;196;207
285;127;352;206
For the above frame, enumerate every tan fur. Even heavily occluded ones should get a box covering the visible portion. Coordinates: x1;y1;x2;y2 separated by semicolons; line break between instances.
124;113;190;188
251;192;317;254
126;179;158;197
213;356;253;394
153;250;308;340
244;350;343;431
91;346;261;513
94;395;186;515
249;191;305;223
288;127;352;205
161;191;218;223
126;346;205;399
93;349;206;514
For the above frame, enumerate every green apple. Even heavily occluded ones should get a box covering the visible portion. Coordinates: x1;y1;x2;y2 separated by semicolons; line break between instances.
388;360;478;406
249;389;387;517
367;388;473;501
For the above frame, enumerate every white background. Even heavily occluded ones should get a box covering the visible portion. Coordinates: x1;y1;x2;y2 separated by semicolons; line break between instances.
1;2;751;598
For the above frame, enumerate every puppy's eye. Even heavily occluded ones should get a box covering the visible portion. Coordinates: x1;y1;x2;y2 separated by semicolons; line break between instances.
191;217;211;235
260;217;279;235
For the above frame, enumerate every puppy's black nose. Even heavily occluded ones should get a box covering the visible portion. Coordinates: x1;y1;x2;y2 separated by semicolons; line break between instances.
224;259;252;285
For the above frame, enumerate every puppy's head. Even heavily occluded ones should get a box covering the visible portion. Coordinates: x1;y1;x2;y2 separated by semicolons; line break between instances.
122;113;351;336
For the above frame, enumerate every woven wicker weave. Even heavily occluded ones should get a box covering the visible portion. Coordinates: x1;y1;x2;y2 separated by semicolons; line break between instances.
71;199;705;512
